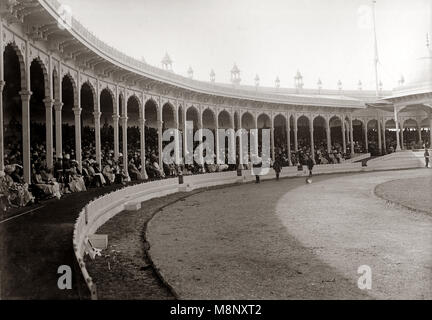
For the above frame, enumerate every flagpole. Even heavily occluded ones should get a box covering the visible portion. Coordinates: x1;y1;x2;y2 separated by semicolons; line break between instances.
372;0;379;97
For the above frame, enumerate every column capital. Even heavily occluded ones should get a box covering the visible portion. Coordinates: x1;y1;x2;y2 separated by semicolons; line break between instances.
0;80;5;90
93;111;102;118
157;120;164;127
19;90;32;100
120;115;128;121
54;101;64;111
72;107;82;115
139;118;146;125
43;98;54;108
112;114;120;120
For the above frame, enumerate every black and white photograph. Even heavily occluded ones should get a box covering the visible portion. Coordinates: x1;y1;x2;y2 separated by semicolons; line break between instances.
0;0;431;312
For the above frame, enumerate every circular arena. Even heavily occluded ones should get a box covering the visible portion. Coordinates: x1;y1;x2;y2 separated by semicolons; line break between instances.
0;0;431;300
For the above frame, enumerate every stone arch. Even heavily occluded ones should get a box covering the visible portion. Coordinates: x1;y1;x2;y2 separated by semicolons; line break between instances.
297;114;311;148
127;95;141;124
402;118;421;148
274;114;287;156
80;80;97;111
257;113;271;129
2;43;25;169
80;81;97;156
100;88;116;154
162;102;176;129
29;59;48;157
403;118;418;128
62;73;78;106
144;99;158;128
4;42;26;90
202;107;216;130
352;118;365;149
186;105;200;130
31;57;50;98
100;86;116;113
384;119;397;151
312;115;327;148
218;109;232;129
126;95;141;160
241;111;255;130
329;115;343;146
61;74;76;158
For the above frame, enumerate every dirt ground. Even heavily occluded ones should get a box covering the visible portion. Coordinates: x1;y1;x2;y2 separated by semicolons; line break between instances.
146;169;432;300
85;190;206;300
375;176;432;214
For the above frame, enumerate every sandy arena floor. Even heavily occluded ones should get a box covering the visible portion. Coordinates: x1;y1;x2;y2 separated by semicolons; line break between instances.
146;169;432;299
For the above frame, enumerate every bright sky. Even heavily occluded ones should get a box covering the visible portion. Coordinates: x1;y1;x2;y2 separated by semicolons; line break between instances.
59;0;431;90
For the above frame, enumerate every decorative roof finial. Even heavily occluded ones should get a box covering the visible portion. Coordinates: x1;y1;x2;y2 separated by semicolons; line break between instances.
275;76;280;89
254;74;260;87
210;69;215;82
231;63;241;85
161;52;173;71
187;66;193;79
427;33;430;49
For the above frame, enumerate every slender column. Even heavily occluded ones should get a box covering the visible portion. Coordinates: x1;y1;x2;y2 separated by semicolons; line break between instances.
157;120;163;168
382;119;387;153
54;101;63;158
73;107;82;169
0;80;5;170
293;116;298;152
394;106;401;151
270;117;275;161
346;122;350;148
121;116;128;174
326;118;331;153
139;118;148;179
418;124;422;143
286;115;292;166
429;116;432;148
174;120;181;166
112;114;120;160
341;116;346;153
93;111;102;166
183;112;188;160
377;118;382;155
43;98;54;168
20;90;32;184
197;117;204;170
215;116;220;164
364;121;368;153
400;121;404;150
349;116;354;155
309;118;315;163
230;115;236;165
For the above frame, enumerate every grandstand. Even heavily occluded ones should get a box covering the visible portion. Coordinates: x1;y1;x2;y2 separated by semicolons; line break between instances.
0;0;431;300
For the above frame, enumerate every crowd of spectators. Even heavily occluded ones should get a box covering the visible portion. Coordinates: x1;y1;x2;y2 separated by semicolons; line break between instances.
1;120;430;211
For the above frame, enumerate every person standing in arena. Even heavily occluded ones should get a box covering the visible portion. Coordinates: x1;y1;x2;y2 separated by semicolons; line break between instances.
425;149;430;168
273;156;282;180
306;154;314;176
